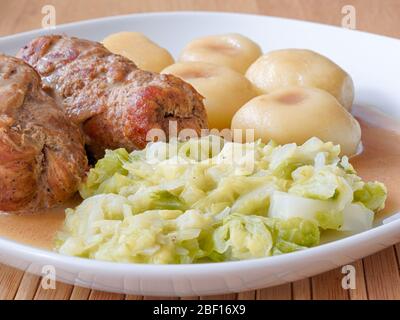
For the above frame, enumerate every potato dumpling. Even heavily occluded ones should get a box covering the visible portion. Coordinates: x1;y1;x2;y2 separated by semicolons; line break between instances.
162;61;257;130
245;49;354;110
231;87;361;156
103;32;174;72
179;33;262;74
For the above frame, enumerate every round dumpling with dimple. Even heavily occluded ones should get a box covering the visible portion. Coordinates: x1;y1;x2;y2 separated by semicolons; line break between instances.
179;33;262;74
162;61;258;130
231;86;361;156
245;49;355;110
103;32;174;72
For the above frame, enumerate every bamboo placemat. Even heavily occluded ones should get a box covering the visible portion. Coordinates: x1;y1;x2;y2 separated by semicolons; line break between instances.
1;246;400;299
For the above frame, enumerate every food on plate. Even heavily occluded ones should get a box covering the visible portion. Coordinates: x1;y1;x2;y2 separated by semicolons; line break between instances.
245;49;354;110
17;35;207;159
162;61;257;129
179;33;262;73
0;29;391;266
231;87;361;156
103;32;174;73
56;136;386;263
0;55;88;212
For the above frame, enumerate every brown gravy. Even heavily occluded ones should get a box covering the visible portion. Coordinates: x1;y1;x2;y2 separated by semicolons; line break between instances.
0;105;399;251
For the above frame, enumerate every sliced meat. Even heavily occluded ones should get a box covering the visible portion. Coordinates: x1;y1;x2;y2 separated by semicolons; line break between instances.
18;35;208;159
0;55;88;212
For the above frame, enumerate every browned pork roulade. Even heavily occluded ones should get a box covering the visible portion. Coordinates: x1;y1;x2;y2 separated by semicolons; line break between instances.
18;35;208;159
0;55;88;212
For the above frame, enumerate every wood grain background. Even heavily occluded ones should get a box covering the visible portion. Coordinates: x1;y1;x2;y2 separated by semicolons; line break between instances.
0;0;399;300
1;0;400;38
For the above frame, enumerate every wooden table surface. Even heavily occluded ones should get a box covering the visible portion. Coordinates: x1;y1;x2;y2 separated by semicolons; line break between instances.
1;0;400;300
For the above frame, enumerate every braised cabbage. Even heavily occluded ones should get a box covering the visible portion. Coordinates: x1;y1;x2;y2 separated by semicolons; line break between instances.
56;136;386;263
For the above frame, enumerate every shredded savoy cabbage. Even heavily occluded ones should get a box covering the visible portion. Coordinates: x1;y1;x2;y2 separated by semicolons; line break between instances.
56;136;387;264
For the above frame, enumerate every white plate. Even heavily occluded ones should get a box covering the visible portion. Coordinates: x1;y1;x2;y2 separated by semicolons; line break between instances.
1;12;400;297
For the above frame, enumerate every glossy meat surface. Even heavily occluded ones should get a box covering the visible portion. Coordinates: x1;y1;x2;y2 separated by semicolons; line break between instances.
18;35;207;158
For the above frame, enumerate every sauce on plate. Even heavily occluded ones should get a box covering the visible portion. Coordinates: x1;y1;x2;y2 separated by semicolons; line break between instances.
0;105;399;250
